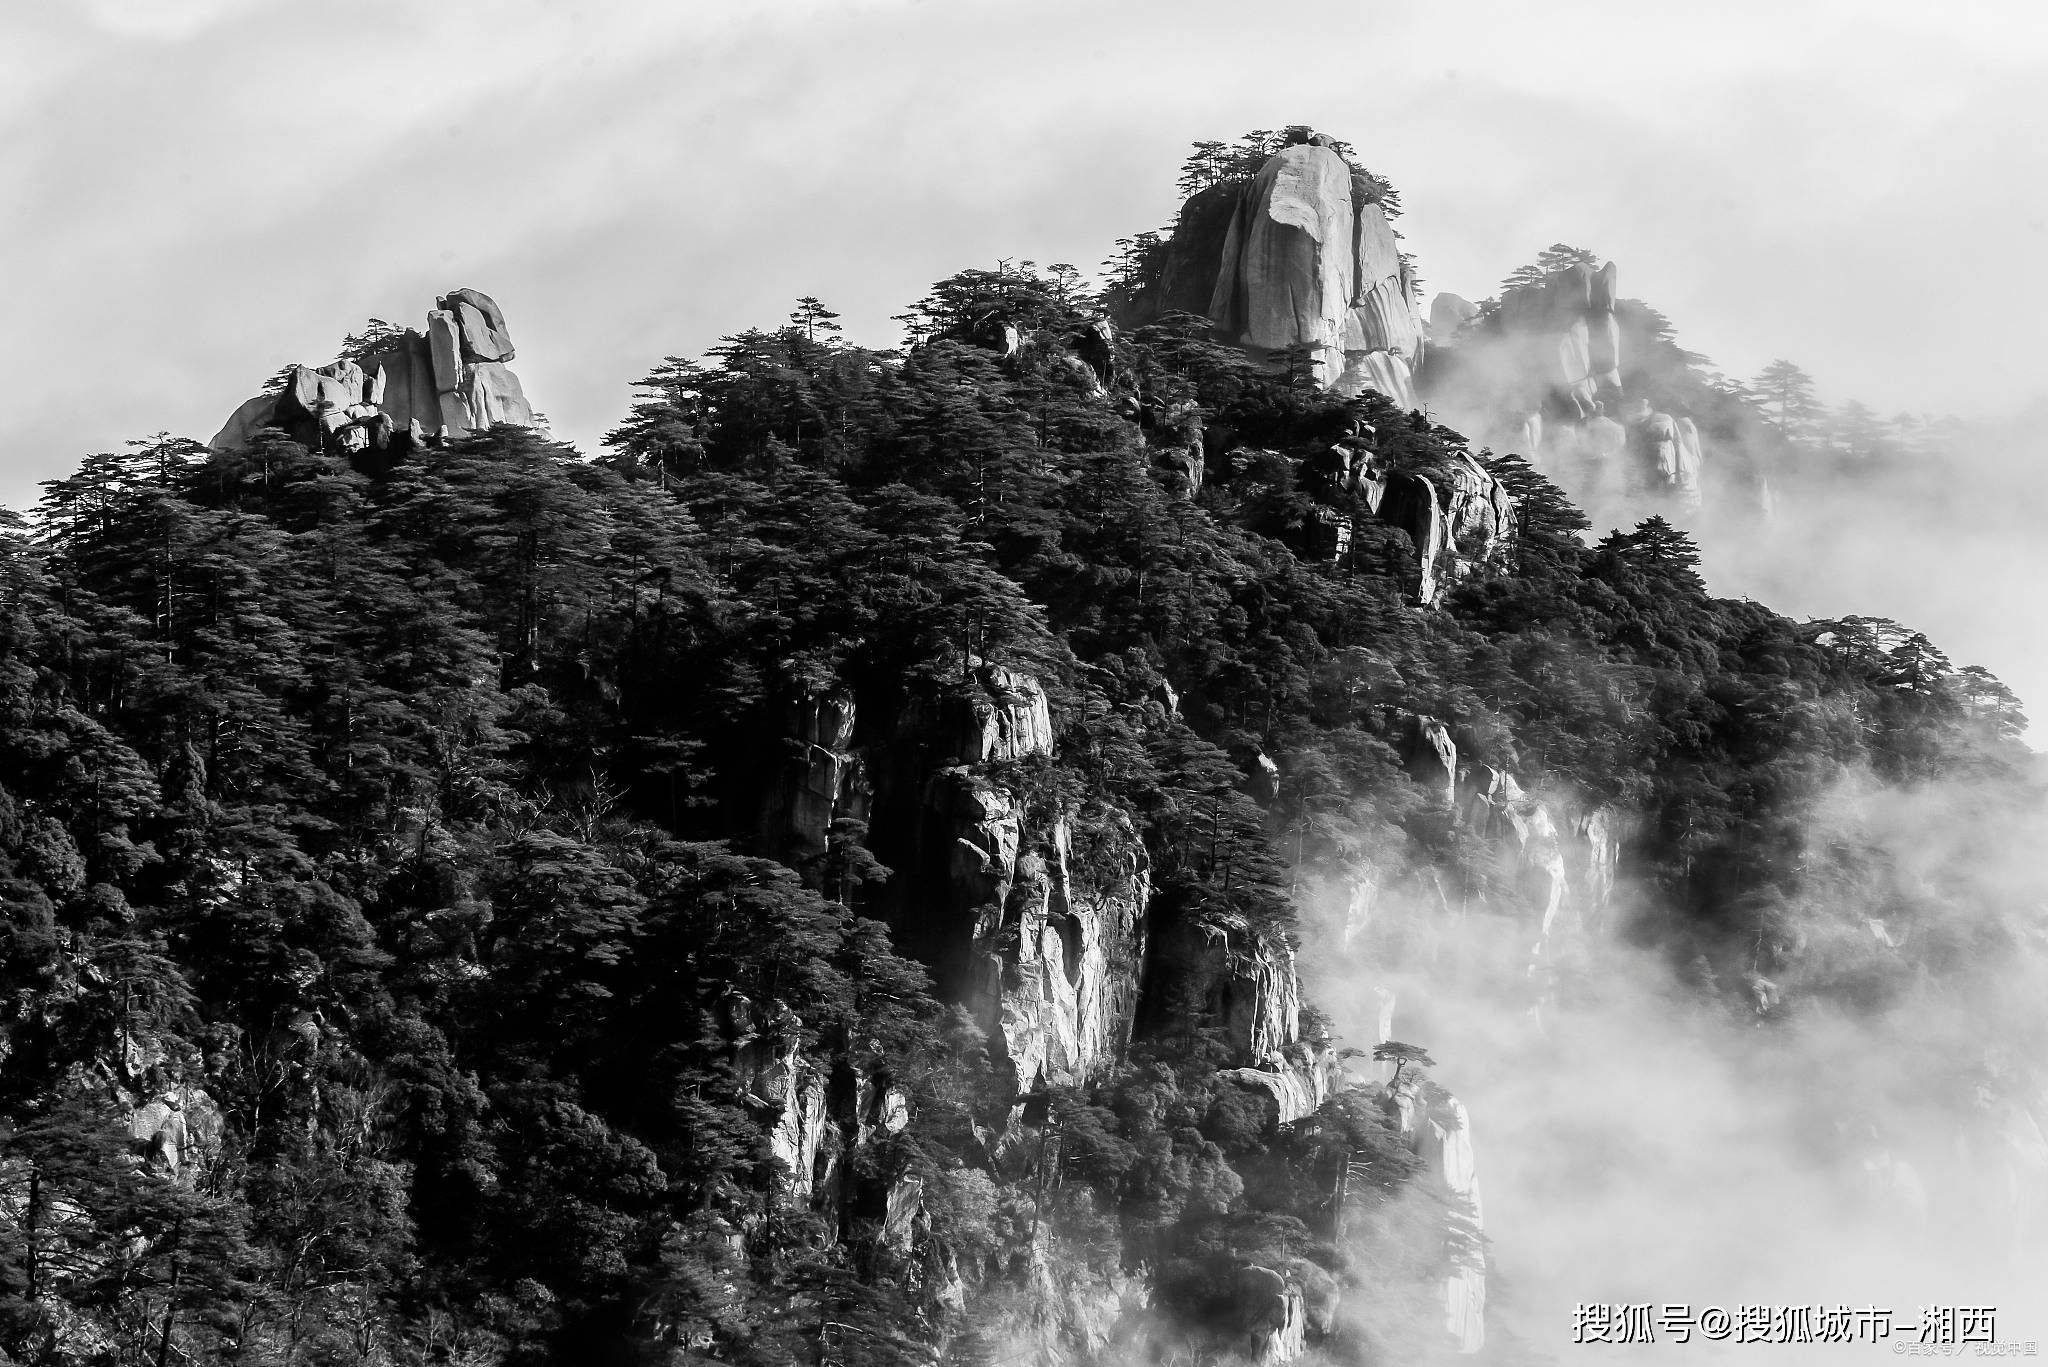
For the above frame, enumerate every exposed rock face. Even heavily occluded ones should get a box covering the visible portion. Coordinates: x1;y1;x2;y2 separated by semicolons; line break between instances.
130;1083;224;1179
936;769;1152;1097
1233;1265;1309;1364
1151;913;1335;1124
210;287;541;453
1629;406;1704;509
1401;715;1457;808
1293;429;1518;606
986;810;1151;1094
1430;292;1479;339
763;663;1154;1106
1459;767;1621;958
1125;136;1423;409
721;995;831;1198
1205;140;1421;405
759;687;866;863
1143;398;1206;499
1491;261;1621;420
1364;454;1519;605
1388;1077;1487;1355
908;663;1056;766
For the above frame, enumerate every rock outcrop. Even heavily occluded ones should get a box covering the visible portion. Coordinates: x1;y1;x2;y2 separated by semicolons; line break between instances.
1124;132;1423;409
1292;426;1519;606
761;663;1155;1107
721;995;831;1198
1417;260;1742;516
1151;913;1337;1125
1363;453;1519;606
129;1082;223;1179
1388;1078;1487;1354
211;287;540;453
1459;767;1621;960
1627;403;1704;508
759;687;866;863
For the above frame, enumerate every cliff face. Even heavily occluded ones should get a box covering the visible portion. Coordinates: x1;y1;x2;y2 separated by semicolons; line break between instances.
1389;1079;1487;1353
211;287;539;453
1124;135;1422;408
1366;453;1519;606
761;664;1158;1101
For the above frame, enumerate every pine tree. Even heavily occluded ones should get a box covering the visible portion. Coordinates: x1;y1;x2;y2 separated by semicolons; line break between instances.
1752;359;1820;443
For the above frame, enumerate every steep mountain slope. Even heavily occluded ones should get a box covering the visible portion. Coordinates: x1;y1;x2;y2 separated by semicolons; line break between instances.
0;129;2039;1367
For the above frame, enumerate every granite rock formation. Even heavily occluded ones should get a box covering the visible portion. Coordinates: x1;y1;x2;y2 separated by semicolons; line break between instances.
1420;261;1717;512
1122;131;1424;408
211;287;540;453
1304;433;1519;606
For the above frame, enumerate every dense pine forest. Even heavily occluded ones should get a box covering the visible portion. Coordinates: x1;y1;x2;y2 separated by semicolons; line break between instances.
0;219;2036;1367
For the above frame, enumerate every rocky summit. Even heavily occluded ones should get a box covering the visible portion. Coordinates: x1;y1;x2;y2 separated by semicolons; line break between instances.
211;287;539;455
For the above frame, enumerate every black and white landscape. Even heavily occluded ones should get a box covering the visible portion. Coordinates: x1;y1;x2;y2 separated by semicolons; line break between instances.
3;4;2045;1364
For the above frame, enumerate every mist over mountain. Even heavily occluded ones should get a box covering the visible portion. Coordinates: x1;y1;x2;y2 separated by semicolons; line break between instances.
2;116;2044;1367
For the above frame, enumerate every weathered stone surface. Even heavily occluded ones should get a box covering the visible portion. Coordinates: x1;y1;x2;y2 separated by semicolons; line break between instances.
459;361;536;431
760;688;866;862
279;360;369;430
1235;1265;1308;1365
1198;140;1423;407
911;661;1054;766
210;391;278;450
1146;912;1314;1087
365;330;446;436
1368;453;1517;605
1430;292;1479;338
437;389;470;437
1403;714;1458;808
1221;1039;1338;1125
1459;765;1622;961
1210;142;1355;355
1629;409;1704;509
1422;255;1722;516
441;286;515;361
213;291;542;453
723;995;831;1199
881;1174;924;1250
950;781;1150;1096
1388;1076;1487;1354
425;310;463;394
887;657;1153;1102
130;1084;223;1178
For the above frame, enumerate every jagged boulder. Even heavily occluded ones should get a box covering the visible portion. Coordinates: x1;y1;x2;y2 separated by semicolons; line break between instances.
1220;1037;1338;1126
865;662;1153;1101
211;286;541;453
1233;1265;1308;1364
1143;912;1332;1122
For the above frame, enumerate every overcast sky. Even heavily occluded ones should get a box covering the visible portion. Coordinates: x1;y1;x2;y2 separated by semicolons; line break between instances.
9;0;2048;705
7;0;2046;499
